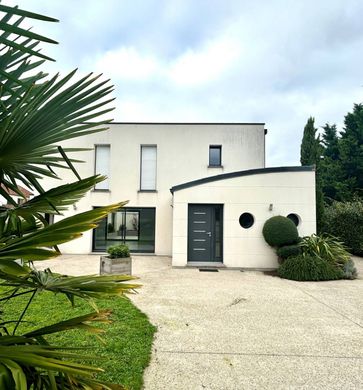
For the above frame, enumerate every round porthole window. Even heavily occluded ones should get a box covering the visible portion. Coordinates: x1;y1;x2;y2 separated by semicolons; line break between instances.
239;213;254;229
287;213;300;227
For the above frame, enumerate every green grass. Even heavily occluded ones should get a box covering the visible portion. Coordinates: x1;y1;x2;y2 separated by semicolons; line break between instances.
1;289;156;390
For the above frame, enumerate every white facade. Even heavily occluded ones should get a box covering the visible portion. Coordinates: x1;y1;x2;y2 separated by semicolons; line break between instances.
43;122;316;269
171;168;316;269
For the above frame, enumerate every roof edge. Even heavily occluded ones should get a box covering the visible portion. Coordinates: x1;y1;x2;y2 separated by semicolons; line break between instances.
170;166;315;194
108;122;265;125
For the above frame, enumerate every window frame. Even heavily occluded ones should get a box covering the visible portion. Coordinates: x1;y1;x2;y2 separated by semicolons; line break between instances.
94;144;111;191
209;145;222;167
139;144;157;191
92;206;156;253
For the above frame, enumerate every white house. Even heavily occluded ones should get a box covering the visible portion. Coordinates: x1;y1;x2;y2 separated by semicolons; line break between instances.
43;122;316;269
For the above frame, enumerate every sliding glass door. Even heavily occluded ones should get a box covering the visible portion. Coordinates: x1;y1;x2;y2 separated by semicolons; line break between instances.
93;207;155;253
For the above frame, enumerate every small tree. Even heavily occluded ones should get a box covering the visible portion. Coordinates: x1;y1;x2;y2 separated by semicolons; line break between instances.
300;117;319;165
300;117;324;232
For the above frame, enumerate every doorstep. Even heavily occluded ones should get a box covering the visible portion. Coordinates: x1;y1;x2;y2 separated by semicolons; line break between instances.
185;262;226;268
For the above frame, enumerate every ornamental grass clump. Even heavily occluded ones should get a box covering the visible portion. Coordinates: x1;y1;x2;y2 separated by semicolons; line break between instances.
277;255;344;281
299;234;351;269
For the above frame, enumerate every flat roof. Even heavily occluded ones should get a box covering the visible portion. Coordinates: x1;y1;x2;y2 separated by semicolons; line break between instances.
170;166;314;193
109;122;265;125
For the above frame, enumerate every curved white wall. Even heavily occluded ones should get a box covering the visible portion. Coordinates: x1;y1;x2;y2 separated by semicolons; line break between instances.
172;170;316;268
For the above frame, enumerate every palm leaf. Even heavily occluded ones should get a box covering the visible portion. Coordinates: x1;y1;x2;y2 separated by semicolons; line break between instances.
0;175;107;238
0;202;127;261
24;310;113;338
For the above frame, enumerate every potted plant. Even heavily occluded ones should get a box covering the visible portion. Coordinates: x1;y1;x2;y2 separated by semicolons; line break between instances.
100;244;132;275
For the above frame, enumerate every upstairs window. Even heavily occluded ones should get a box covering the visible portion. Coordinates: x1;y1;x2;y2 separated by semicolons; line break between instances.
94;144;110;190
140;145;157;190
209;145;222;167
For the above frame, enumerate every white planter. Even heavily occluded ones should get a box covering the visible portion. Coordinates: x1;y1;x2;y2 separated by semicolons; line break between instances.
99;256;132;275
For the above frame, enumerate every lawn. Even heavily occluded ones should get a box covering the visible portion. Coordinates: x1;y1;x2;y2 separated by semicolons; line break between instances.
1;288;156;390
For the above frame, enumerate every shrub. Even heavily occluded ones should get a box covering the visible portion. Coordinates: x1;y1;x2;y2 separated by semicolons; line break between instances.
263;216;299;247
276;244;301;259
323;199;363;256
277;255;344;281
107;244;130;258
299;234;350;268
342;259;358;280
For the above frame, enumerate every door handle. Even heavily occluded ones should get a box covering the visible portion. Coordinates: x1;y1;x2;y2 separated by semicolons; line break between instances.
206;232;211;237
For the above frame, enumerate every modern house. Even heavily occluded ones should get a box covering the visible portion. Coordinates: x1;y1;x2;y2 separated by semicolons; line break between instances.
44;123;316;269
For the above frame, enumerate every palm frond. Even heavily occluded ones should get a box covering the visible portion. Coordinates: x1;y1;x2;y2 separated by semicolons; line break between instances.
0;203;127;261
0;175;107;238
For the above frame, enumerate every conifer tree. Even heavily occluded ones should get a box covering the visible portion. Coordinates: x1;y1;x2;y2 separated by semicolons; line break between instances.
300;117;324;232
300;117;319;165
339;103;363;199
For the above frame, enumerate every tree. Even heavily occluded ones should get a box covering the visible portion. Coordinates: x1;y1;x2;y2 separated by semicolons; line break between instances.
0;4;138;389
321;123;339;160
339;103;363;199
320;124;347;202
300;117;319;165
300;117;324;232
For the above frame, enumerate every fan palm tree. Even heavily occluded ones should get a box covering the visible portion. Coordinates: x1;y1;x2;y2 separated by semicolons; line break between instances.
0;4;138;389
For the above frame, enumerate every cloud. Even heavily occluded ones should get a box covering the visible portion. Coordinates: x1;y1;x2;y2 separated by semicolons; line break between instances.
94;47;160;82
8;0;363;166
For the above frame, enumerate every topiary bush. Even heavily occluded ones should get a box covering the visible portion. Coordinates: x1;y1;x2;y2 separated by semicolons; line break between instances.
276;244;301;260
323;199;363;256
277;255;344;281
107;244;130;258
263;216;299;247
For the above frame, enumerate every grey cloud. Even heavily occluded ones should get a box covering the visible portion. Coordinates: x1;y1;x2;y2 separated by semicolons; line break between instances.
11;0;363;166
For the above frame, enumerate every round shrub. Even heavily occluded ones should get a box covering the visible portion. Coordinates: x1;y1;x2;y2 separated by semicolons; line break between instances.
107;244;130;258
323;200;363;256
262;216;299;247
276;244;301;259
277;255;344;281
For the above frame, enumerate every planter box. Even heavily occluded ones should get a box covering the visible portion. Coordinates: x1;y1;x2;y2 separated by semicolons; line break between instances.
100;256;132;275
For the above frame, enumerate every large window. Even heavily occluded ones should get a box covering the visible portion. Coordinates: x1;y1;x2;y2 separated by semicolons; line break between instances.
93;207;156;253
140;145;157;190
209;145;222;167
94;145;110;190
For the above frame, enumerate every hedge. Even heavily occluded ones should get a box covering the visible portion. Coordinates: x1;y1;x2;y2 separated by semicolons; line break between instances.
323;199;363;256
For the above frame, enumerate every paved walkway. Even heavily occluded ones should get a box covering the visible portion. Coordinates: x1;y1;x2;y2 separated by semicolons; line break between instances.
36;255;363;389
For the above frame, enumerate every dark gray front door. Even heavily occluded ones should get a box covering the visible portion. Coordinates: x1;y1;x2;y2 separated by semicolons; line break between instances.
188;204;223;262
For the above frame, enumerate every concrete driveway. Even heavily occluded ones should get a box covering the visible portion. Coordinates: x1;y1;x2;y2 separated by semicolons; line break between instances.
36;255;363;389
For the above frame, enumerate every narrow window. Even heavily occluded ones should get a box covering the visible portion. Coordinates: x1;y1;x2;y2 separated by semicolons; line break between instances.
140;145;157;190
209;145;222;166
94;145;110;190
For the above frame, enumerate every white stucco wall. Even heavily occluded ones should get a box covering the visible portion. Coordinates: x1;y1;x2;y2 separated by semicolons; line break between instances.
42;123;265;254
172;169;316;269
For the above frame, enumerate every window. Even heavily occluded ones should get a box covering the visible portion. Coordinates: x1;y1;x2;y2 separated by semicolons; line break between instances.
140;145;157;190
93;207;156;253
287;213;300;227
94;145;110;190
209;145;222;166
239;213;254;229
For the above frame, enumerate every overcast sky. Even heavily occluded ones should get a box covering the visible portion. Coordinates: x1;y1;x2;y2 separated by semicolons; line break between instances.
9;0;363;166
